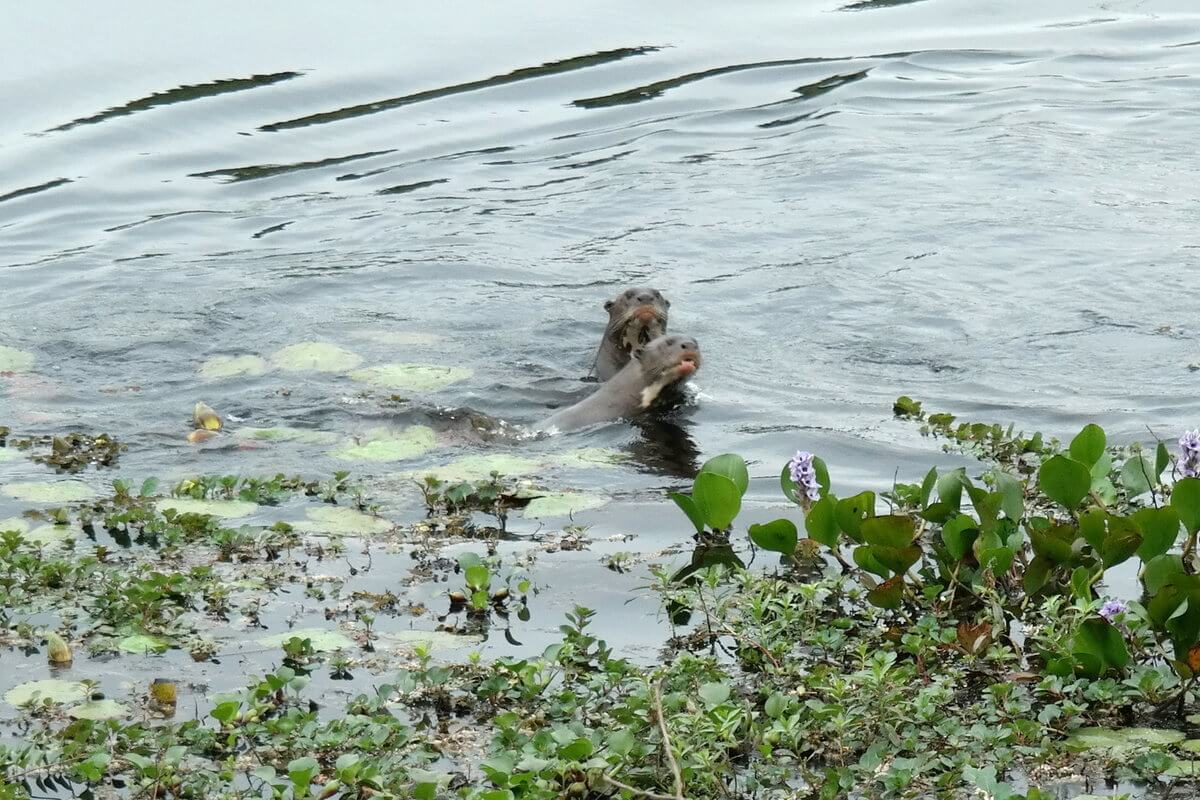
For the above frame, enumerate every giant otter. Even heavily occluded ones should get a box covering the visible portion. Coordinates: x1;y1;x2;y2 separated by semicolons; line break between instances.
542;334;700;432
591;287;670;381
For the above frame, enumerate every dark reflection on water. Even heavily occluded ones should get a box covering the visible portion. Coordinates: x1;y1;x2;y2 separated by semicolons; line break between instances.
259;46;660;132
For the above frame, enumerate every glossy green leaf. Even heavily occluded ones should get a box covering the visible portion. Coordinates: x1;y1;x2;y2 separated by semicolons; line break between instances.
1173;478;1200;536
693;472;742;531
1068;424;1106;467
834;491;874;541
866;576;904;609
465;565;490;591
936;468;966;511
698;682;732;706
1121;455;1155;499
1070;566;1094;602
670;493;706;534
1023;555;1052;595
1157;441;1171;481
1133;506;1181;561
853;546;891;579
748;518;798;555
860;515;915;549
992;471;1024;521
700;454;749;496
920;466;938;508
804;496;839;548
940;514;979;562
1038;455;1091;510
1144;554;1186;595
1072;619;1129;677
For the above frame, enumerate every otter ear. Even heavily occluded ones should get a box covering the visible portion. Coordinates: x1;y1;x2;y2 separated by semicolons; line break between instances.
604;299;615;311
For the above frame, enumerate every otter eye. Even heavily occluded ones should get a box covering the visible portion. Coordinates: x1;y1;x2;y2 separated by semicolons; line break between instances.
680;342;688;349
604;299;614;311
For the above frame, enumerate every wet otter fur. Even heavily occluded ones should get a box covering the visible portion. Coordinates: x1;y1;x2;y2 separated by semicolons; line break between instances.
591;287;670;381
543;334;700;432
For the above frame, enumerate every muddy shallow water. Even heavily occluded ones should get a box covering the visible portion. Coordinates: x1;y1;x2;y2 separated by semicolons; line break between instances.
3;0;1200;769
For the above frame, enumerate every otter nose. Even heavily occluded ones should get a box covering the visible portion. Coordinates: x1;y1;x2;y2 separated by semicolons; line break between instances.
635;292;655;303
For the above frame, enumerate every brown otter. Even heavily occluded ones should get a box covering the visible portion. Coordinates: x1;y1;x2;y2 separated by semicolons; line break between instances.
591;287;670;381
543;334;700;432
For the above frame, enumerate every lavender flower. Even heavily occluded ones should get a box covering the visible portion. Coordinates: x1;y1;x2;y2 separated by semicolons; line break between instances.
788;450;821;502
1098;599;1127;623
1181;430;1200;478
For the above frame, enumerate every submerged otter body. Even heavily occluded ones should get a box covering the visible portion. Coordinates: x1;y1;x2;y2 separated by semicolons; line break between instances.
543;335;700;432
591;287;670;381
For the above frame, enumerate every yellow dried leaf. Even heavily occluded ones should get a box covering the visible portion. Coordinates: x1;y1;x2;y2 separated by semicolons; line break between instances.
46;632;72;665
193;402;222;430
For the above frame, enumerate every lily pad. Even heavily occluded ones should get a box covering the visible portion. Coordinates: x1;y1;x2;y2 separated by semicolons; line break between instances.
238;427;339;445
2;481;96;503
418;454;543;483
5;679;89;707
293;505;393;537
0;447;21;462
156;498;259;519
1066;726;1185;753
68;699;129;720
119;634;171;654
271;342;362;373
521;491;609;519
0;517;74;546
348;363;471;392
377;629;485;652
0;345;36;373
199;354;269;380
259;627;354;652
331;426;437;462
547;448;627;469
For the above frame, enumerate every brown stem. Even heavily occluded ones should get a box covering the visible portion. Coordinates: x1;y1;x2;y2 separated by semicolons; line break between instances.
602;774;679;800
654;679;686;800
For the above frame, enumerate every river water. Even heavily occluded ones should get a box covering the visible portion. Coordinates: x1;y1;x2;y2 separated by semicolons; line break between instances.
2;0;1200;660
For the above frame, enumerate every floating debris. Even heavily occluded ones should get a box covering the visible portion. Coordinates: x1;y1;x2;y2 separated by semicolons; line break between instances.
199;354;269;379
348;362;472;392
330;426;438;462
271;342;363;372
193;402;223;431
0;345;36;373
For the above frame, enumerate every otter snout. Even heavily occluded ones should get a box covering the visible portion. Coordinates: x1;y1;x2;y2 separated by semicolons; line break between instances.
676;342;701;375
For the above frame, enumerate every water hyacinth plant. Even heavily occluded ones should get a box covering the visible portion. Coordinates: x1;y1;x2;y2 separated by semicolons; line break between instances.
1182;430;1200;478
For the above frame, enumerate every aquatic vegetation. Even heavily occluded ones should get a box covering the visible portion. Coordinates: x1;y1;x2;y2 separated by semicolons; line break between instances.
155;496;259;518
237;425;340;444
293;504;393;536
348;362;472;392
330;425;438;461
3;430;125;472
1;480;97;503
520;489;608;518
0;344;36;373
259;627;355;652
198;353;269;379
270;341;363;372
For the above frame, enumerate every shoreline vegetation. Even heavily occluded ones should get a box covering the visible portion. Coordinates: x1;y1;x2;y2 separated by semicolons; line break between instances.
3;400;1200;799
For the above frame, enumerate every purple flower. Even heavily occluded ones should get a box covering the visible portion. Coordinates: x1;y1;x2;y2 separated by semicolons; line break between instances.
1181;430;1200;478
1098;599;1127;623
788;450;821;502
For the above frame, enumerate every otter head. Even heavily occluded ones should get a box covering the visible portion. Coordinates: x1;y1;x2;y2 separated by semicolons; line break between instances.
603;287;669;357
632;334;701;410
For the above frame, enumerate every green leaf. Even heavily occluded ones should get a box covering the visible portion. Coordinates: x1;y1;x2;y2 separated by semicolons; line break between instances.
465;565;490;591
670;493;706;534
1173;478;1200;536
1023;555;1052;595
1038;455;1091;510
860;515;915;549
780;465;799;504
853;546;891;578
607;729;636;756
866;576;904;609
1144;554;1186;595
1070;566;1094;602
804;496;839;548
699;454;749;496
287;756;320;790
1069;424;1106;467
992;471;1024;521
1027;522;1076;564
834;491;874;541
698;683;732;706
920;466;938;508
1157;442;1171;481
1072;619;1130;677
937;468;966;511
1133;506;1181;561
1121;455;1155;499
748;519;798;555
558;737;594;761
868;544;922;575
812;456;831;496
693;472;741;531
940;515;979;562
764;692;787;719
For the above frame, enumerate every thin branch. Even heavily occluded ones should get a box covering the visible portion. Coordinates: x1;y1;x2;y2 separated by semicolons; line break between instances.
602;774;679;800
720;624;781;670
654;679;686;800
